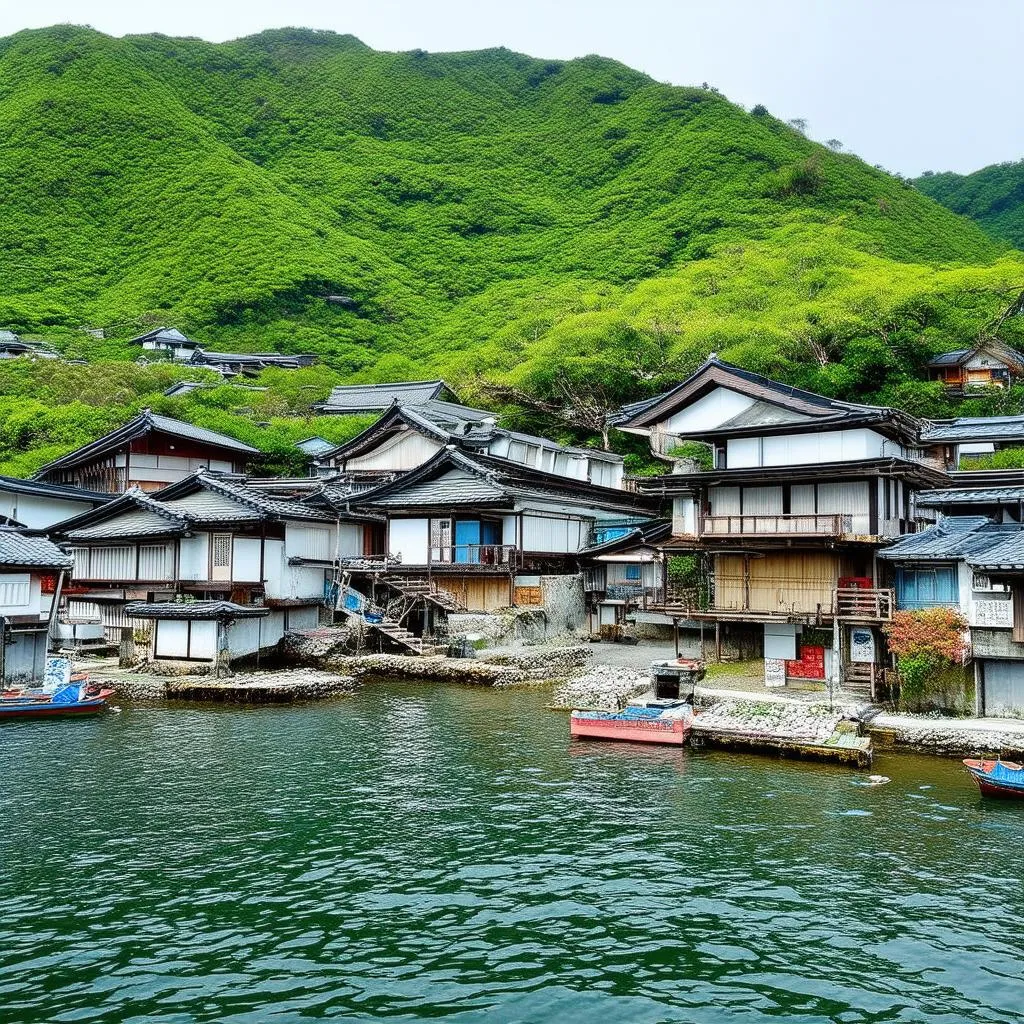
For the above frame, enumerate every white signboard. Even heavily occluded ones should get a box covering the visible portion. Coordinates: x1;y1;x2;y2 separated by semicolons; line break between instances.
973;600;1014;629
849;628;876;664
764;658;786;688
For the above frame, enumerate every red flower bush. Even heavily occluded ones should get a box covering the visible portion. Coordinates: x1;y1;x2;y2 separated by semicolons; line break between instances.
884;608;969;663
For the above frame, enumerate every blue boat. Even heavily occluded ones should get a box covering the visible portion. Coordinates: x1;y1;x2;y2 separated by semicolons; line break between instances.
0;681;113;720
963;758;1024;798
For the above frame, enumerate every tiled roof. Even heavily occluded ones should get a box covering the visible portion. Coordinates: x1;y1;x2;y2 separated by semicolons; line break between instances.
64;506;189;541
365;470;510;508
130;327;197;345
124;601;269;620
878;517;1011;561
926;349;971;367
0;475;112;503
916;486;1024;506
968;532;1024;571
922;415;1024;443
159;474;335;522
0;529;73;568
295;436;336;456
318;380;451;412
579;520;673;556
33;411;259;479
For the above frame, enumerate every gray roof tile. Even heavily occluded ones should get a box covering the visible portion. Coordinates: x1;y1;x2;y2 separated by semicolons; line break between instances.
124;600;269;620
0;530;73;568
968;532;1024;571
878;517;1011;561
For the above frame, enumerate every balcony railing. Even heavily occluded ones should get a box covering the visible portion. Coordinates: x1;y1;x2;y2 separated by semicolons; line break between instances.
428;544;519;570
655;581;893;621
700;513;853;537
835;587;893;621
605;583;665;606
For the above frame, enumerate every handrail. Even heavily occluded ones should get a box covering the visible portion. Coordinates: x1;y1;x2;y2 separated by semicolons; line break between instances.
700;513;852;537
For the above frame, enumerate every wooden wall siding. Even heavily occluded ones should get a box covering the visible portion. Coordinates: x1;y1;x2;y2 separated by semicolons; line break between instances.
434;575;512;612
514;586;543;606
138;544;172;581
344;431;444;472
714;553;857;613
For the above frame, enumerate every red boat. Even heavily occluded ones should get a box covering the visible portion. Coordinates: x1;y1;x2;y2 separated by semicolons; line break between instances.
570;701;694;746
0;680;115;720
963;758;1024;798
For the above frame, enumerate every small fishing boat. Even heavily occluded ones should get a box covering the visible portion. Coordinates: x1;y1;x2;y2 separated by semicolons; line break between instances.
963;758;1024;798
570;700;695;746
0;680;114;720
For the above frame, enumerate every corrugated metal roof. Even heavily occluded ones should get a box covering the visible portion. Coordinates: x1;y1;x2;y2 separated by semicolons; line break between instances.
0;529;73;568
878;517;1009;561
916;486;1024;506
926;349;970;367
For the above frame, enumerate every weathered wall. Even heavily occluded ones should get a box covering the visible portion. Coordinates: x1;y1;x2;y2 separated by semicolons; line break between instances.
541;574;586;632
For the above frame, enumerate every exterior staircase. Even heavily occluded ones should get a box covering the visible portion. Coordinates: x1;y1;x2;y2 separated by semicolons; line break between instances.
380;576;466;613
369;619;427;655
842;662;877;700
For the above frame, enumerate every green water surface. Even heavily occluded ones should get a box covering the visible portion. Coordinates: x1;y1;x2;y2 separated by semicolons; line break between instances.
2;683;1023;1023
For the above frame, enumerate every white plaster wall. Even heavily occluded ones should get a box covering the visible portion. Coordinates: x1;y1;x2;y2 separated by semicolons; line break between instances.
665;388;753;433
263;538;286;598
178;534;209;581
0;492;95;530
345;432;443;471
233;537;262;583
389;518;429;563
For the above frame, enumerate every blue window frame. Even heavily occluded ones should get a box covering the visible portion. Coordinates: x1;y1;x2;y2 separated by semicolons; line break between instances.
624;563;642;581
895;565;958;609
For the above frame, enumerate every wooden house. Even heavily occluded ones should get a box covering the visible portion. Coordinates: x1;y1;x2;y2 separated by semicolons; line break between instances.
32;410;261;494
922;415;1024;470
341;448;656;622
50;472;371;661
926;342;1024;393
613;356;950;694
313;402;624;490
0;530;72;687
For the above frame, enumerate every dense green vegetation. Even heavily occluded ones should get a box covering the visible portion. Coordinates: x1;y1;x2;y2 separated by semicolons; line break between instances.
2;25;1024;470
915;162;1024;250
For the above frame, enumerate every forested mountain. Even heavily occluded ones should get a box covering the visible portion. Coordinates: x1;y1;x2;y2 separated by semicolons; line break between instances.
914;161;1024;250
2;24;1024;474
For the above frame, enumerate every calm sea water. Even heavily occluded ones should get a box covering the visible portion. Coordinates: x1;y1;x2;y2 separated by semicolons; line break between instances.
2;683;1023;1024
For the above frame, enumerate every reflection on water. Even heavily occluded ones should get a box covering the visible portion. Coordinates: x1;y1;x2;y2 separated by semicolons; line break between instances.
2;682;1023;1023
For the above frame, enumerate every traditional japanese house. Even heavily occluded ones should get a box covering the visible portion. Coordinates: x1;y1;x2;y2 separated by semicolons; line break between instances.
32;411;261;493
312;402;624;489
315;380;467;415
0;476;110;530
191;351;318;375
926;341;1024;394
922;415;1024;470
342;448;656;625
130;326;202;361
50;472;370;660
614;356;950;694
0;529;72;687
879;516;1024;717
579;520;672;635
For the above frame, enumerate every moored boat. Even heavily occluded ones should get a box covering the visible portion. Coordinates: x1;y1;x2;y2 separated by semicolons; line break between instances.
963;758;1024;798
570;701;694;746
0;680;114;720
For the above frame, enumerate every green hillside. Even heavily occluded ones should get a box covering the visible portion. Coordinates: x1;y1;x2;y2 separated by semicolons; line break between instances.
914;161;1024;250
2;24;1024;473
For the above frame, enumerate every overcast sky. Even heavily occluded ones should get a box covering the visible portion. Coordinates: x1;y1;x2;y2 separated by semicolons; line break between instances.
1;0;1019;176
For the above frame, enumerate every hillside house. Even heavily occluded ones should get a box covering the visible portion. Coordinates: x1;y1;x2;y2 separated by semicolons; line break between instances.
312;402;624;490
922;415;1024;470
0;530;72;687
0;476;110;530
130;327;202;361
341;448;656;626
50;472;369;662
615;356;950;695
926;342;1024;393
191;351;318;375
315;380;469;415
32;411;261;493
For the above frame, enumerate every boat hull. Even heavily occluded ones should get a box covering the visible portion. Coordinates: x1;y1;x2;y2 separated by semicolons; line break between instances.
963;758;1024;798
0;698;108;719
570;715;691;746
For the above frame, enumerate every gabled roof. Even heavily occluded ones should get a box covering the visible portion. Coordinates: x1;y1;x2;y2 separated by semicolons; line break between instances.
354;448;654;515
579;520;673;557
922;415;1024;444
195;351;317;368
55;473;336;541
926;341;1024;371
316;379;459;413
0;529;73;568
32;411;261;480
0;475;112;504
0;330;20;343
611;356;920;442
295;436;337;456
877;517;1012;561
130;327;198;346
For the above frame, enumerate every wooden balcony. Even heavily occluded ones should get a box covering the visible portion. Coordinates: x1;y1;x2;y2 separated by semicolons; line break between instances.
700;513;853;538
834;587;893;621
653;583;893;622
